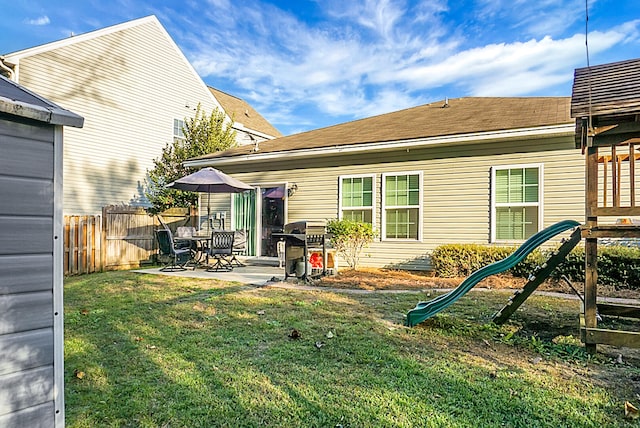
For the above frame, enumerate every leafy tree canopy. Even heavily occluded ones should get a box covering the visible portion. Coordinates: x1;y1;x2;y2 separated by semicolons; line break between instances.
145;104;237;214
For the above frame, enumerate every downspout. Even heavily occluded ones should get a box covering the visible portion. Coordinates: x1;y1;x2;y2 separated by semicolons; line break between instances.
0;56;15;80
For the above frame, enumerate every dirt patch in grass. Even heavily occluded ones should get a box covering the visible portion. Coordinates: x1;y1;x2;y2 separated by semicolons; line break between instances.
314;267;640;300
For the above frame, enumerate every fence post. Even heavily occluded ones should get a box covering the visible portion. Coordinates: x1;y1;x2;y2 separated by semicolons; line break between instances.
101;206;107;272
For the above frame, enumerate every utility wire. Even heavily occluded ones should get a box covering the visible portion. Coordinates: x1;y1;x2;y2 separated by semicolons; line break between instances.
585;0;594;137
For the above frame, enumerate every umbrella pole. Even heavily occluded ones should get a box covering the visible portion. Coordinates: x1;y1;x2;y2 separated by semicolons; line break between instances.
207;192;211;232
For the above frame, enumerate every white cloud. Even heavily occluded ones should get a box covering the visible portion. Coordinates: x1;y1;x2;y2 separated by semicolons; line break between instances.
26;16;50;26
475;0;586;38
181;0;640;132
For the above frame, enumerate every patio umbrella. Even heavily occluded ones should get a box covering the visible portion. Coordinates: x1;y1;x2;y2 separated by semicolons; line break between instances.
166;167;253;229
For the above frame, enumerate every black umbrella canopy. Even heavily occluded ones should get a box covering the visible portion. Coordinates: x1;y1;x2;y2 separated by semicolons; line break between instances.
166;167;253;193
167;167;253;230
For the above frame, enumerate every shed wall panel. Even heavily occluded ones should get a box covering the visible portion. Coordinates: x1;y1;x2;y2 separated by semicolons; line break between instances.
0;291;53;335
0;125;53;179
0;366;53;416
0;255;52;295
0;329;53;376
0;217;52;255
0;401;54;428
0;177;53;216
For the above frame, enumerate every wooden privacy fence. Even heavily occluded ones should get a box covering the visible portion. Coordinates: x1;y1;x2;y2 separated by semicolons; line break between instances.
64;215;101;275
63;205;194;275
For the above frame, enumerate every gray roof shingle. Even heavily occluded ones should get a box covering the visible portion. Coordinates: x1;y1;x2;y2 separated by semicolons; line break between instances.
194;97;571;161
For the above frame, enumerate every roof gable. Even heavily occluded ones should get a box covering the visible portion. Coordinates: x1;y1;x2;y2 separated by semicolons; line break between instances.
4;16;158;59
3;16;224;114
209;87;282;138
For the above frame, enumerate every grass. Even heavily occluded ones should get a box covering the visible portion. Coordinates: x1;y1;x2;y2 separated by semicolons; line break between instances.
64;271;640;427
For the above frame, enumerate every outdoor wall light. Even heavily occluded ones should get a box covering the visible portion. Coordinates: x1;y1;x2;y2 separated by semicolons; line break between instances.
287;183;298;197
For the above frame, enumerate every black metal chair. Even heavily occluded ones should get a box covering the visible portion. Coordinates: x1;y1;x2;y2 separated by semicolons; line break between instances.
206;231;235;272
156;229;193;271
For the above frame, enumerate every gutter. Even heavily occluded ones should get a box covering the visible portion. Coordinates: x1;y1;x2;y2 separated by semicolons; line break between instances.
0;56;14;79
185;123;576;167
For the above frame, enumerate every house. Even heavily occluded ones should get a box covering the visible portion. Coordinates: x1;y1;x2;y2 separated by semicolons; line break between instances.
0;76;83;427
0;15;280;215
184;97;585;270
208;87;282;145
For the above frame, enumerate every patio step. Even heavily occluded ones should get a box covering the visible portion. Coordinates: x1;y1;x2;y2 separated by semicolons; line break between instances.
242;256;280;267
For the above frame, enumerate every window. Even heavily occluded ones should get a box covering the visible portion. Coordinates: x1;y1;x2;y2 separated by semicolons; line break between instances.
491;164;543;241
382;172;422;240
339;175;375;224
173;118;185;140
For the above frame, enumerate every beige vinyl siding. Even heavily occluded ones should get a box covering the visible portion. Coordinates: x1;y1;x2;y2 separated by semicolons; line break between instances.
207;135;583;270
8;18;221;214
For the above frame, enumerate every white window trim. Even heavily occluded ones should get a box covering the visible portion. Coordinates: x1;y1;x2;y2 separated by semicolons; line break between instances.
338;174;377;229
490;163;544;243
173;118;185;140
381;170;423;242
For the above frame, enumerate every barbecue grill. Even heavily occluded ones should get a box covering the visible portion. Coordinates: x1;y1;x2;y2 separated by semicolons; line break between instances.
274;221;329;280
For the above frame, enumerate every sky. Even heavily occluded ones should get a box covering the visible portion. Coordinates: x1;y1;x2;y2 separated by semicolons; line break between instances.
1;0;639;136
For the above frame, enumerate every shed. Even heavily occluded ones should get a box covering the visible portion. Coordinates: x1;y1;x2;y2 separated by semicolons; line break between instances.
0;75;83;427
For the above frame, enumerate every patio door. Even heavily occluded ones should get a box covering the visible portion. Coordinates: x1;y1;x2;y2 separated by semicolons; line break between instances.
233;183;287;257
260;185;286;257
233;190;257;256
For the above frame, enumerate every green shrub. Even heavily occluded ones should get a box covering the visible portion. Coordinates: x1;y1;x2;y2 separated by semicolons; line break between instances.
431;244;543;278
432;243;640;289
326;219;377;270
553;245;640;289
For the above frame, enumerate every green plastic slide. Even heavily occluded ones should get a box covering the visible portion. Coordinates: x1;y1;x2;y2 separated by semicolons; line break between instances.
406;219;581;327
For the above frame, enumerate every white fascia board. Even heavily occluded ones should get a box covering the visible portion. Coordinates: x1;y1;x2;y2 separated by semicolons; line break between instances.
4;16;158;60
232;122;277;140
185;123;576;168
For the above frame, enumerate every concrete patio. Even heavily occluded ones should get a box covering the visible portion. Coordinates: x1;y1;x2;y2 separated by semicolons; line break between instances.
133;262;285;286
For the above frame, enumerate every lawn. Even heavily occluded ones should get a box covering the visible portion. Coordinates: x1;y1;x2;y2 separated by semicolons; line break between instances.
64;271;640;427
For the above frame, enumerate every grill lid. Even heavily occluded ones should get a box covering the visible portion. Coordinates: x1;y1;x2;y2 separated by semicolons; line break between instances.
284;220;326;234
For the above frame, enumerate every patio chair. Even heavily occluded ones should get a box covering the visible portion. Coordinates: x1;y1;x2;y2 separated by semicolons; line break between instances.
206;231;235;272
156;214;190;249
174;226;197;249
156;229;193;271
176;226;196;238
229;229;247;267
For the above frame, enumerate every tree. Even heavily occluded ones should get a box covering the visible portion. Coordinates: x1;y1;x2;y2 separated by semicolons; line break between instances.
326;219;377;270
145;104;237;213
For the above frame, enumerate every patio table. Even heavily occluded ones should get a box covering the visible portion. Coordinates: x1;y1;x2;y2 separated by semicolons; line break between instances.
179;235;210;266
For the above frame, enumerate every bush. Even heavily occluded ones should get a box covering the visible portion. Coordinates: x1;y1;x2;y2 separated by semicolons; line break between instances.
432;243;640;290
326;219;377;270
553;245;640;289
431;244;543;278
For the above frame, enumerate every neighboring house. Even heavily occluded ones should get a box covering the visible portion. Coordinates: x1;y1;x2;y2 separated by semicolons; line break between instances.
209;87;282;146
0;76;83;427
185;97;585;270
0;15;279;215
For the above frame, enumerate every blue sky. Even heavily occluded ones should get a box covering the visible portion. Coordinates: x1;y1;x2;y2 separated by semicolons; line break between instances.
1;0;639;135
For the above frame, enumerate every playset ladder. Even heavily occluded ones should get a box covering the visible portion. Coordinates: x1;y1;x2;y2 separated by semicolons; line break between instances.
492;227;582;325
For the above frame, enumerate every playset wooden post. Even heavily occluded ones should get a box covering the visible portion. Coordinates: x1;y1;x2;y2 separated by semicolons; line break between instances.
572;59;640;353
